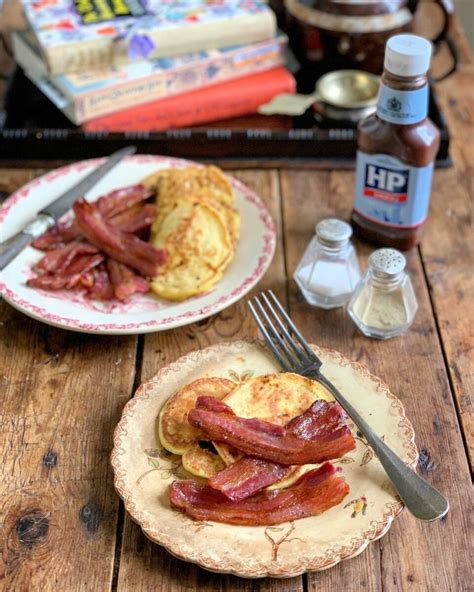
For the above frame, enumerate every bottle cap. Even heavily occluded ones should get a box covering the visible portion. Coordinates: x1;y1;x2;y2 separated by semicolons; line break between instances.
369;248;406;277
315;218;352;247
384;34;432;77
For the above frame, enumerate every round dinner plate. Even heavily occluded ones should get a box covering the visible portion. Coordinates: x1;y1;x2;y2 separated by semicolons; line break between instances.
111;340;418;578
0;155;275;334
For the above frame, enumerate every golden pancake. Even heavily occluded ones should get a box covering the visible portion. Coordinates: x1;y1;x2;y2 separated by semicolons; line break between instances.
151;193;237;252
145;165;239;301
156;166;235;206
214;373;333;489
158;377;235;455
150;199;233;301
182;445;226;478
222;372;333;425
194;190;240;246
141;168;171;192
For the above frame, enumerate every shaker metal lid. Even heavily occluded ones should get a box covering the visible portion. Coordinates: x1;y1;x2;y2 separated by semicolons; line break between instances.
315;218;353;244
369;248;406;276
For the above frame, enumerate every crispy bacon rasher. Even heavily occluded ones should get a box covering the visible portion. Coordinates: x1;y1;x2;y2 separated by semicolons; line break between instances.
107;259;150;301
208;457;291;501
28;253;104;291
208;399;352;501
108;203;156;234
188;397;356;466
34;242;99;273
28;184;161;301
170;462;349;526
74;200;166;277
88;264;115;300
31;185;153;250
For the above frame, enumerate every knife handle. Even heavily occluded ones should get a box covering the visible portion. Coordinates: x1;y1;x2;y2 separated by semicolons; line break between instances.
0;214;54;270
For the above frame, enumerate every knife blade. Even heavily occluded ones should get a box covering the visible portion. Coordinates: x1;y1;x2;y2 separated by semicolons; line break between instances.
0;146;136;271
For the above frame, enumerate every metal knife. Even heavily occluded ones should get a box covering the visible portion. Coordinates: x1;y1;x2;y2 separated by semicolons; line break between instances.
0;145;136;270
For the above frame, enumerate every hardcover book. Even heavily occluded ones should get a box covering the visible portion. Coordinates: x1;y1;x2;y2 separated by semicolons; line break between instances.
22;0;277;75
13;31;287;124
83;67;296;131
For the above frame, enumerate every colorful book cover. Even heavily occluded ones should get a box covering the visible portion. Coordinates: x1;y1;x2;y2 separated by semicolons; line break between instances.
22;0;276;74
14;31;287;123
83;67;296;131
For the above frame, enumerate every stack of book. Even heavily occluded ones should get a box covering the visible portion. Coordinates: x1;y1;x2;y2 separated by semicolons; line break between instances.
12;0;295;131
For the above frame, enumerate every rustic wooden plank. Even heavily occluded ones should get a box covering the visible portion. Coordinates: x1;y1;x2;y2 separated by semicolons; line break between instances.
0;168;49;200
449;14;473;65
0;303;138;590
116;170;302;591
281;169;472;591
421;65;474;468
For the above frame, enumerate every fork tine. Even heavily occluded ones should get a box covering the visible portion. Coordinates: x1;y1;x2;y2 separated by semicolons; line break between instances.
267;290;319;362
252;296;302;368
248;301;292;372
261;292;307;364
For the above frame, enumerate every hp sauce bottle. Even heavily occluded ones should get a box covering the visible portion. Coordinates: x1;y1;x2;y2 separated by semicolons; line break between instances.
352;35;440;250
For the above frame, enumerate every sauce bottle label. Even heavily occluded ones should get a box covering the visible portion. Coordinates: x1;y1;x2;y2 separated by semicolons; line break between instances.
376;83;428;125
354;151;434;228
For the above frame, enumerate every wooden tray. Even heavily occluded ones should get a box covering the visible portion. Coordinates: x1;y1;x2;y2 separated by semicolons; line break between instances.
0;67;451;167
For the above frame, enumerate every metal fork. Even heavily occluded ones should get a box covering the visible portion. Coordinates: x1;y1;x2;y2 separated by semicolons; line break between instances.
248;290;449;522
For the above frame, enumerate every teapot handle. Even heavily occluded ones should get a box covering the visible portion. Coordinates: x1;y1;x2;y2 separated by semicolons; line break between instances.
431;0;454;45
420;0;457;81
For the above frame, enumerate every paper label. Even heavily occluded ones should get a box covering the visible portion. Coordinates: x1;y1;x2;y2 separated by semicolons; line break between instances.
354;151;434;228
376;83;428;125
73;0;146;24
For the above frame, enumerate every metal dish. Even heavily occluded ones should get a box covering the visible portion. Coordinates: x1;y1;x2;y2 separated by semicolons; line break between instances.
313;69;379;122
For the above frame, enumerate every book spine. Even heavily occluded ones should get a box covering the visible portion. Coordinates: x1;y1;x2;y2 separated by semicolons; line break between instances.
84;67;295;132
76;39;286;122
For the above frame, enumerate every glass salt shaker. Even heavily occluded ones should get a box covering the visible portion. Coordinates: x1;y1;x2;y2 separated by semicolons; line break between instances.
294;219;361;309
348;248;418;339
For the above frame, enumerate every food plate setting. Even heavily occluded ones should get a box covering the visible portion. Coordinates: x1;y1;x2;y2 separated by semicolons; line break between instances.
112;340;417;578
0;155;275;334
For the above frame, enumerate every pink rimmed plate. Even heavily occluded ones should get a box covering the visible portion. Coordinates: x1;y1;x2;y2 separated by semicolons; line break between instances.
111;340;418;578
0;155;275;334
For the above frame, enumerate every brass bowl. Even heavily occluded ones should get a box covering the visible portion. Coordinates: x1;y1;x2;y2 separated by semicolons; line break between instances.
313;70;380;122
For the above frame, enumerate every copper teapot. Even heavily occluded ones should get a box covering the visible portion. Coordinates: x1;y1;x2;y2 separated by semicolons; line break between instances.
284;0;456;78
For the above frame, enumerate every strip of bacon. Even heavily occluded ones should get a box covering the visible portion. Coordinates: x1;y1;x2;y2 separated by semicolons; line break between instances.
88;264;115;300
96;184;152;218
74;199;166;277
107;259;150;301
208;457;291;501
31;223;76;251
108;203;156;234
170;462;349;526
207;399;352;500
35;241;99;273
32;185;153;251
27;253;104;290
195;396;285;437
188;397;355;466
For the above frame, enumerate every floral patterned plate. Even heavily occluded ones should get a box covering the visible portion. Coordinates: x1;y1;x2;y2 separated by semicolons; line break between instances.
0;155;275;334
111;340;418;578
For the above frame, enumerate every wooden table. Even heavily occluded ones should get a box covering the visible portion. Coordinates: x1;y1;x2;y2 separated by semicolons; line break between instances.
1;27;472;592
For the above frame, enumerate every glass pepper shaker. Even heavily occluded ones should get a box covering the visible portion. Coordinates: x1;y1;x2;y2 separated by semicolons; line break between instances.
294;218;361;309
348;248;418;339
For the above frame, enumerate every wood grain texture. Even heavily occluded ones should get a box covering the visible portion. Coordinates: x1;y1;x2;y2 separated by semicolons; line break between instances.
0;28;472;589
0;303;137;591
0;168;49;202
115;170;303;591
281;169;472;592
422;65;474;468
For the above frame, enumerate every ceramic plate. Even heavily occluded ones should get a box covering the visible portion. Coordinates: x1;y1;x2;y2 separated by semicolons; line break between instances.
111;340;418;578
0;155;275;334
